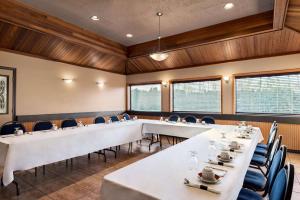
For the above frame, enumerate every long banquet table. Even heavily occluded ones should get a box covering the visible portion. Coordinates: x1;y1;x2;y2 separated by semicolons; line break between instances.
0;121;144;186
101;120;263;200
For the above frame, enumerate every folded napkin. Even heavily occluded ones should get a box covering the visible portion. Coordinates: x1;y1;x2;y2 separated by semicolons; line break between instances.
208;160;234;168
228;148;243;153
236;135;251;139
184;178;221;194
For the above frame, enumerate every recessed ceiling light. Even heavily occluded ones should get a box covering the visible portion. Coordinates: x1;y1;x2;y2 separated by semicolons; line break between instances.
90;15;100;21
224;3;234;10
126;33;133;38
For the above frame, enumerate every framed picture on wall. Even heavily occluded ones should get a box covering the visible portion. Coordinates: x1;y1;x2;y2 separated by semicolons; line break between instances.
0;75;8;114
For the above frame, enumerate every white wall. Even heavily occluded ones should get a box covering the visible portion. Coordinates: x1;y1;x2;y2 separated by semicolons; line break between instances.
0;51;126;115
127;54;300;114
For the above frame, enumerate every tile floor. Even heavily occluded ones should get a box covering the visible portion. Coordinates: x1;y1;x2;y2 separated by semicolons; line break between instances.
0;140;299;200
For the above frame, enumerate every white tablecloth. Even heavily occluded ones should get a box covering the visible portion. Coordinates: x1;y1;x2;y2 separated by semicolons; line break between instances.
0;121;143;186
101;123;263;200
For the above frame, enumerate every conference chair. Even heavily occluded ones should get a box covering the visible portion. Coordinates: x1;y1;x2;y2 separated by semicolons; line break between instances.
61;119;78;167
123;113;131;120
61;118;77;128
110;115;119;122
256;121;277;149
251;135;282;176
84;116;107;162
0;121;25;195
184;115;197;123
33;121;54;176
200;116;215;124
168;114;180;122
0;121;26;135
255;122;278;156
243;146;287;196
237;164;294;200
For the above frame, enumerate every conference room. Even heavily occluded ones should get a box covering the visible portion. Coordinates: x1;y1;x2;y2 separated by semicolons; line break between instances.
0;0;299;199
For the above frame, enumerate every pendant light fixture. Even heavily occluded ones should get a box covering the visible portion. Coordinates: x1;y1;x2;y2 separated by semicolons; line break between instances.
150;12;168;61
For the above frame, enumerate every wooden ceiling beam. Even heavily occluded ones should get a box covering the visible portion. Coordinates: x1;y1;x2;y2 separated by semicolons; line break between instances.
0;0;127;59
127;11;274;58
285;0;300;33
273;0;290;30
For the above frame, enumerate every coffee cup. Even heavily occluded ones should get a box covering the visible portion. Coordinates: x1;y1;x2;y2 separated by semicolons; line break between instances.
202;167;215;180
17;129;24;135
201;121;206;125
182;119;186;123
230;141;239;149
220;151;230;160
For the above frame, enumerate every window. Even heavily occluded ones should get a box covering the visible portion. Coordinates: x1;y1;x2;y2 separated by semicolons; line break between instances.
130;84;161;111
172;79;221;112
235;72;300;114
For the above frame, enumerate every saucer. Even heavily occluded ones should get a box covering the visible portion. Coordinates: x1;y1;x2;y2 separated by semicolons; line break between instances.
198;173;221;184
217;155;233;162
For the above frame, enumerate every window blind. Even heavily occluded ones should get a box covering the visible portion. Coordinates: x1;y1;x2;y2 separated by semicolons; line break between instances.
236;73;300;114
130;84;161;111
173;79;221;112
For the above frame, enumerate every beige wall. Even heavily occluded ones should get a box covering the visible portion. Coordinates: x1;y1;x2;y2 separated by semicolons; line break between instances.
127;54;300;114
0;51;126;115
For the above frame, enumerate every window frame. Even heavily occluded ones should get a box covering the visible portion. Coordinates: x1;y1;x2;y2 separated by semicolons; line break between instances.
234;70;300;115
129;82;162;112
171;77;223;113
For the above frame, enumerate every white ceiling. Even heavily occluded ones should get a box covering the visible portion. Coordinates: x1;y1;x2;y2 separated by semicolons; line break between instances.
19;0;274;46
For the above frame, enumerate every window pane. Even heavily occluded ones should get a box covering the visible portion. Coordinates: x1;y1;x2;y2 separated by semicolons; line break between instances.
236;73;300;114
173;80;221;112
130;84;161;111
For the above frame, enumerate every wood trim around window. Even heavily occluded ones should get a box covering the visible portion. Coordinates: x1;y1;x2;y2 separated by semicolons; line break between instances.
232;68;300;114
170;76;223;113
127;81;163;111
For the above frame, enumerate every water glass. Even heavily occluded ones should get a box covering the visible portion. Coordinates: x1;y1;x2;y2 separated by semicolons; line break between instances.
188;151;199;171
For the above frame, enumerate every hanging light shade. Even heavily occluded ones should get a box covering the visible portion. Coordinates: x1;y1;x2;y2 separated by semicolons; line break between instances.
150;12;168;61
149;52;169;61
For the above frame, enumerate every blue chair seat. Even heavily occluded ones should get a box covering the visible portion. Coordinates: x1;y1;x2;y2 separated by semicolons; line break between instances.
256;143;267;149
250;154;267;166
243;170;266;191
254;147;267;156
237;188;263;200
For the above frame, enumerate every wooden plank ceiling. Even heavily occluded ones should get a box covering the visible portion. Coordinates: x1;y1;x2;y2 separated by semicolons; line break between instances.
126;28;300;74
0;0;127;74
285;0;300;32
0;0;299;75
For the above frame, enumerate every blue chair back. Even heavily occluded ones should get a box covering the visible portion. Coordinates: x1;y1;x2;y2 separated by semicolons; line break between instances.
0;121;26;135
94;116;106;124
265;148;284;194
168;114;179;122
284;164;294;200
123;113;131;120
269;164;294;200
61;119;77;128
201;116;215;124
110;115;119;122
184;115;197;123
33;121;53;131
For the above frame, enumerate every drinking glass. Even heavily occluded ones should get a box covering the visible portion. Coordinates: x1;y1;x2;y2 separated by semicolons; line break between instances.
14;127;20;135
187;151;199;171
208;140;217;161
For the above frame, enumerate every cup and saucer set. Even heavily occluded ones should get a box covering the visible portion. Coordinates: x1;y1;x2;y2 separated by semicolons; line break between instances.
198;167;223;184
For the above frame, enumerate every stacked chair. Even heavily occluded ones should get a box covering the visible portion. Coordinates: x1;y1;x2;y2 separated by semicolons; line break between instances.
237;121;294;200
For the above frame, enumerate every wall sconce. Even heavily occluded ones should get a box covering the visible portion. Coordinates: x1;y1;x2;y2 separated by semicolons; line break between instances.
223;76;230;83
96;81;105;88
62;78;73;84
162;81;169;87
